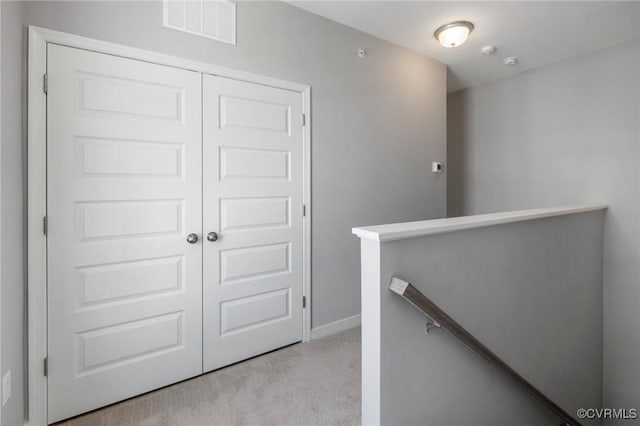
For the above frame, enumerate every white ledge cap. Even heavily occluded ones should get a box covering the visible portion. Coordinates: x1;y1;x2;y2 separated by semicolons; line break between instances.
352;204;607;242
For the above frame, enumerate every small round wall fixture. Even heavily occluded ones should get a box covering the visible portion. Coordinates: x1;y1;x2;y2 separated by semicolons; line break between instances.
504;56;519;65
434;21;474;48
481;45;497;56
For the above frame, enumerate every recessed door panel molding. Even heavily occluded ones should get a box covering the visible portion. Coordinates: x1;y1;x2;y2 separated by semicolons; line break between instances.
220;95;291;134
77;255;183;307
219;147;291;181
75;200;184;242
77;71;184;121
47;44;202;423
77;137;184;179
220;288;291;336
220;197;291;232
220;242;291;284
76;312;184;374
203;75;304;372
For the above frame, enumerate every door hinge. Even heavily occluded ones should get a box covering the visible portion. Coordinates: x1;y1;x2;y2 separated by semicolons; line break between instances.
302;296;307;308
43;74;48;94
43;216;48;235
302;204;306;217
43;358;48;377
302;113;306;126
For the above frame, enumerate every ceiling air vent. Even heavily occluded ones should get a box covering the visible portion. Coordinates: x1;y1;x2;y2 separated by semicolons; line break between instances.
163;0;236;45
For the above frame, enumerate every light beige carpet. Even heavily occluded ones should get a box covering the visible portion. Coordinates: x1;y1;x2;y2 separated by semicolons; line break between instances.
59;327;361;426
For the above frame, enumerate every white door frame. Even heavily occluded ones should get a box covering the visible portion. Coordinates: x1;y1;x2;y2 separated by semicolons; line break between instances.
27;25;312;426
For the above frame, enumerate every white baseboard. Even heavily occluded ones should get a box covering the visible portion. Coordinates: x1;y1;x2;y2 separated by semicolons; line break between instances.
310;314;361;340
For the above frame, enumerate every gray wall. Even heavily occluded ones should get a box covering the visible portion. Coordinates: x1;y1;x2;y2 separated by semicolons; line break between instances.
0;0;3;423
1;1;446;423
1;2;27;425
448;41;640;420
360;210;604;425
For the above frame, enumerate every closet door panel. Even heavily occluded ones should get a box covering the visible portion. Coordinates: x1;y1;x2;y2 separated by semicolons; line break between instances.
202;75;304;371
47;44;203;423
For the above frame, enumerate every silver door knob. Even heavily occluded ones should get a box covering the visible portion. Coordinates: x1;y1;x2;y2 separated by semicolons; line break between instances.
186;233;199;244
207;232;219;242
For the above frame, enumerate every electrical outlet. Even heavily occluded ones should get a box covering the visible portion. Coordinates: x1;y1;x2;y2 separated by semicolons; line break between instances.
2;370;11;406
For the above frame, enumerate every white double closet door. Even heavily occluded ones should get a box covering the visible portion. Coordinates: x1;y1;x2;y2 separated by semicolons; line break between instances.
46;44;304;423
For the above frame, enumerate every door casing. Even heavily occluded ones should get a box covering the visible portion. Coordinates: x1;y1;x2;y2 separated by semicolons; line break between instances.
27;26;312;426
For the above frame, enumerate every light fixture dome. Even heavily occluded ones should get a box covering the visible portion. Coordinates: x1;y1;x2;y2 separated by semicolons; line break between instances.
434;21;474;48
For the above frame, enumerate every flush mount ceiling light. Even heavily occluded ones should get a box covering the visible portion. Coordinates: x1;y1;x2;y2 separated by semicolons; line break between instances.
434;21;474;48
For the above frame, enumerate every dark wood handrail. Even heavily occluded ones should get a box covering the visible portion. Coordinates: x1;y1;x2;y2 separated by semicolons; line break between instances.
389;276;581;426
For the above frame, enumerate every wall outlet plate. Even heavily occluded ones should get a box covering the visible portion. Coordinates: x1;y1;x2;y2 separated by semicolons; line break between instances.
432;162;443;173
2;370;11;406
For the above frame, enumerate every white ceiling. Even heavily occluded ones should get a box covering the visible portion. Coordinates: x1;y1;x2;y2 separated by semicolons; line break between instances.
289;1;640;92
